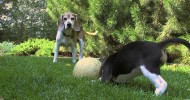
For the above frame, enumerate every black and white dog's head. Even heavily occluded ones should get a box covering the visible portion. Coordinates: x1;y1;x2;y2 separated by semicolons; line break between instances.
99;54;117;83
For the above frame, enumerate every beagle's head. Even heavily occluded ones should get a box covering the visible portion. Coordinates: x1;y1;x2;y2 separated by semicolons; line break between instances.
59;12;81;31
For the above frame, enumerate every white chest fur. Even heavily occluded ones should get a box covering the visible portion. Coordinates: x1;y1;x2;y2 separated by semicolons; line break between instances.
61;37;75;47
113;68;142;83
56;31;75;47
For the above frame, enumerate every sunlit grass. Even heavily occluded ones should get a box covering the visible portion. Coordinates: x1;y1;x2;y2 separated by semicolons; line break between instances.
0;56;189;99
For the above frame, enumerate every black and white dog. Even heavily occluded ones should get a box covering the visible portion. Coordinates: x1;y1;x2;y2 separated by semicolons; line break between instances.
99;38;190;96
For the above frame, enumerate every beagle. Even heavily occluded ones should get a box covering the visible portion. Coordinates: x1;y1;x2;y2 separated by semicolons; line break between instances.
53;12;98;63
99;38;190;96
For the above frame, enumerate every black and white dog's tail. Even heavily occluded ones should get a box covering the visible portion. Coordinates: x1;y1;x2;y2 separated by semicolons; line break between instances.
158;38;190;50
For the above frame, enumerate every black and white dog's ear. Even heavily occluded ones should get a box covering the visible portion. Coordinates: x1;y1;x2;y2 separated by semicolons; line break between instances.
100;64;113;83
100;54;116;83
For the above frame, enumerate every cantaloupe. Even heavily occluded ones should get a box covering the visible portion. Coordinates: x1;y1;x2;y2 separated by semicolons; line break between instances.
73;58;101;79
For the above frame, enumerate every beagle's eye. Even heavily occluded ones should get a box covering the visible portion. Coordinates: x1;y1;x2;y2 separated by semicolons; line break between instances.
63;18;67;20
71;17;75;20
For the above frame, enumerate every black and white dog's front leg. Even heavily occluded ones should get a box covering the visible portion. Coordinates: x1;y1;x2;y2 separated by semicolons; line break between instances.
140;65;167;96
70;44;77;63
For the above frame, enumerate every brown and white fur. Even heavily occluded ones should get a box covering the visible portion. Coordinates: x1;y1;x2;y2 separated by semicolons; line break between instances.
53;12;98;63
99;38;190;96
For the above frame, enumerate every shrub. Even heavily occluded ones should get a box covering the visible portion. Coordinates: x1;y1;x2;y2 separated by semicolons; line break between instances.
0;41;14;56
11;38;55;56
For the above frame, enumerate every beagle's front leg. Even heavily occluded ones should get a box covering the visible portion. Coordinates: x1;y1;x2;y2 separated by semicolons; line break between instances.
53;31;62;62
79;39;84;60
53;42;60;62
70;44;77;63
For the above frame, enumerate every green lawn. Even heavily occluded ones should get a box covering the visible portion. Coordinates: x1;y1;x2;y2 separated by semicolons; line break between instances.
0;56;190;100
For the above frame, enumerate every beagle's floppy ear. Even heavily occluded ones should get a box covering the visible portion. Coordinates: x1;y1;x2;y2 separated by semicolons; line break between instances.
74;14;81;31
57;14;65;31
58;14;64;25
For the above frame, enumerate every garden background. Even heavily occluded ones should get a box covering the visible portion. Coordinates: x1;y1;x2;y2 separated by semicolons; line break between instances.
1;0;190;64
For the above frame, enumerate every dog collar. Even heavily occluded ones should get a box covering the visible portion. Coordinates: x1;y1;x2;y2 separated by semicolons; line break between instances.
62;32;70;37
76;30;80;34
76;26;82;34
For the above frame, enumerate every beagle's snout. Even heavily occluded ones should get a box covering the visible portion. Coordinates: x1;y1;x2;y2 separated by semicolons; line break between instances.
67;23;72;28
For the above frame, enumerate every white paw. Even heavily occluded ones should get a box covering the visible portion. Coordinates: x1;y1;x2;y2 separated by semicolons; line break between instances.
72;59;76;63
53;60;57;63
79;56;82;60
155;89;162;96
